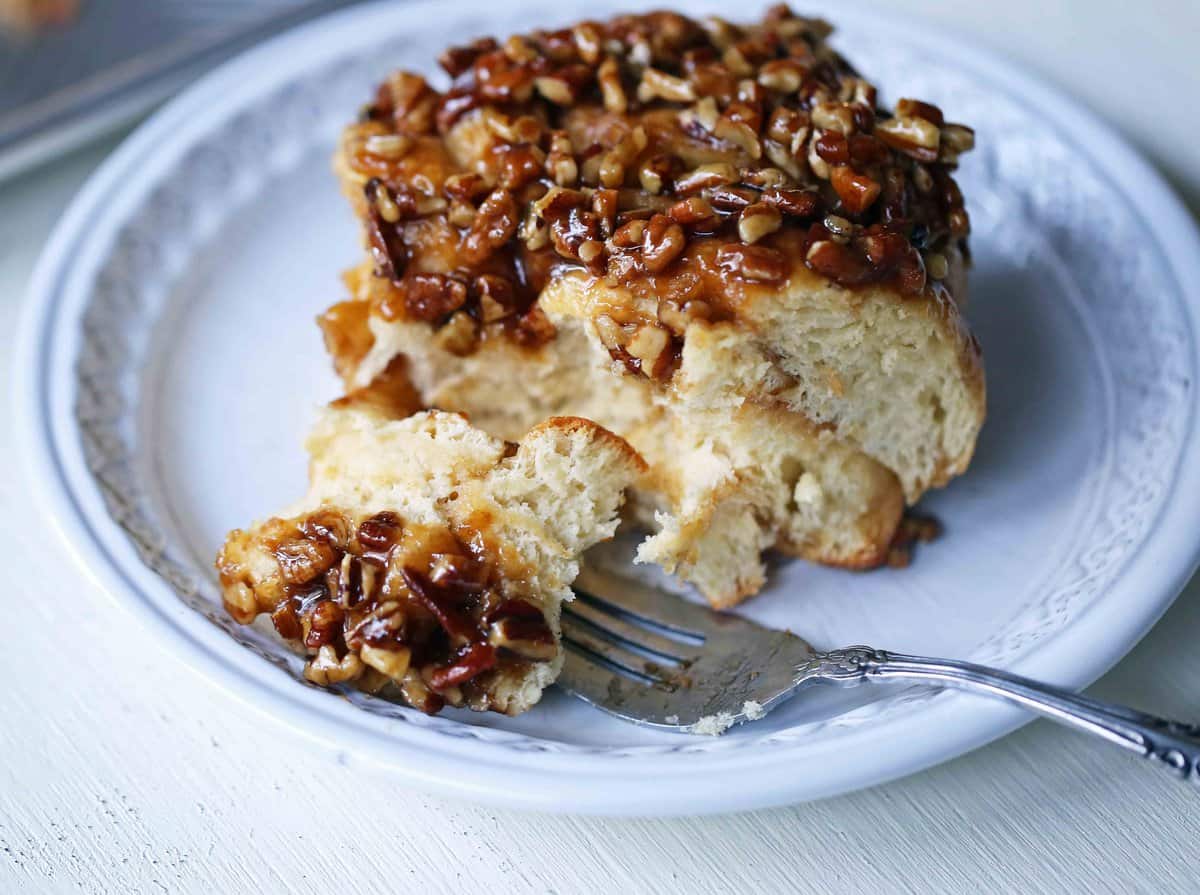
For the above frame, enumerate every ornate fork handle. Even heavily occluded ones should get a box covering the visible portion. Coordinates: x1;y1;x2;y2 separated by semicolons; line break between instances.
797;647;1200;781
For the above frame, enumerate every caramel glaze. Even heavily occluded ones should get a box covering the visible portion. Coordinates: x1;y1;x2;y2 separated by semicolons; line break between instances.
332;5;974;380
218;509;556;714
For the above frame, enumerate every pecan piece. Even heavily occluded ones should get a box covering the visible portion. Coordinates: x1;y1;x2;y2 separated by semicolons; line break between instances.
358;511;402;564
707;185;759;211
274;537;335;585
830;166;882;215
758;58;805;93
271;600;302;641
493;143;545;190
717;243;789;282
437;37;499;78
624;323;677;380
363;134;412;161
761;187;820;218
813;131;850;165
402;567;478;642
597;56;628;113
428;642;498;690
668;196;717;229
534;75;576;105
363;179;410;281
397;273;469;323
360;644;412;681
738;202;783;244
384;71;438;135
674;162;737;195
637;67;696;103
848;134;888;166
874;116;940;162
546;130;578;186
641;214;686;272
442;172;488;202
895;98;945;127
511;305;556;347
811;102;856;135
806;239;872;285
304;646;364;686
475;58;535;104
462;189;519;264
303;599;343;649
487;614;556;661
610;218;646;248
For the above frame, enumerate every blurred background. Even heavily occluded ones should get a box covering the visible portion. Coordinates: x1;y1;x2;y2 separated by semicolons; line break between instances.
1;0;1198;212
0;0;358;179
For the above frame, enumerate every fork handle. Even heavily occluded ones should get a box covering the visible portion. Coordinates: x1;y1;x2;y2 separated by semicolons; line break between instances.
802;647;1200;781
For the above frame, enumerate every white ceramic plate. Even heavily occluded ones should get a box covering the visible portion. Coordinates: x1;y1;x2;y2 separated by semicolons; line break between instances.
15;0;1200;815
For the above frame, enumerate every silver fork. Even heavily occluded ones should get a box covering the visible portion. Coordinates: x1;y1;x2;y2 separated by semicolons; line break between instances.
558;566;1200;781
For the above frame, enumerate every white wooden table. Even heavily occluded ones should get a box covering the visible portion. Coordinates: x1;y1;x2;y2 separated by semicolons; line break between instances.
3;2;1199;891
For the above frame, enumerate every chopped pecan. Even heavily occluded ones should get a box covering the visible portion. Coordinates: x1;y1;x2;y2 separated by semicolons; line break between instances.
641;214;687;272
437;37;499;77
761;187;820;218
896;98;944;126
668;196;717;228
275;538;335;585
303;599;343;649
462;189;519;264
738;202;783;243
875;116;940;162
428;642;498;690
597;56;628;113
304;646;364;686
831;166;881;215
717;243;789;282
384;71;438;135
806;238;872;285
360;644;412;681
363;179;410;281
814;131;850;165
387;273;467;322
637;67;696;103
402;567;479;642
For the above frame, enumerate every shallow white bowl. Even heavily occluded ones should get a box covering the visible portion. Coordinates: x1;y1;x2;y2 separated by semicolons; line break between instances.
15;0;1200;815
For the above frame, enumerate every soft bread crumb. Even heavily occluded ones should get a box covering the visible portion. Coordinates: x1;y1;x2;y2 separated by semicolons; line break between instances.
689;712;737;736
686;700;767;736
344;301;907;607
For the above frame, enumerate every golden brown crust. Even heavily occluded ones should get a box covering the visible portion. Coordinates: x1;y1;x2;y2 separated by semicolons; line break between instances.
530;415;651;476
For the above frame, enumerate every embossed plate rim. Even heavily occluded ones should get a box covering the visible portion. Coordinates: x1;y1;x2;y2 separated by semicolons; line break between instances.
15;0;1200;814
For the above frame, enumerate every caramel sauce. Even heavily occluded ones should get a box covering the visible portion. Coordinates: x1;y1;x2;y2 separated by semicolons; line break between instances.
226;509;555;714
339;7;973;379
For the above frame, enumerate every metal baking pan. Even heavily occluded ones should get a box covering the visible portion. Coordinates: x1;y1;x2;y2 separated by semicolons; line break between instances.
0;0;363;181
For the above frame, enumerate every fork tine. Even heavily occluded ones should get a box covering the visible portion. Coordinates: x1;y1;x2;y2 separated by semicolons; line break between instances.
558;651;679;720
561;615;677;687
574;566;710;638
563;600;697;662
560;566;818;731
